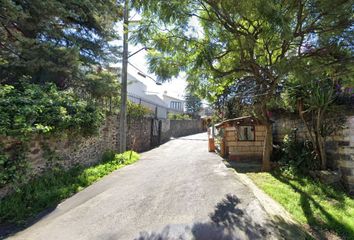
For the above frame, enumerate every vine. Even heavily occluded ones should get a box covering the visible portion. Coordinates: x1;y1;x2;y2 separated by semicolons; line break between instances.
0;83;104;189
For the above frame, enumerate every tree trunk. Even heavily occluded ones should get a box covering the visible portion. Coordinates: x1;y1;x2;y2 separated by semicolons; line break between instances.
318;136;327;170
260;102;272;171
298;99;328;170
262;122;272;171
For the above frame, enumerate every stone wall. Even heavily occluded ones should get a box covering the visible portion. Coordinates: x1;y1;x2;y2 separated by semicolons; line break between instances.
160;119;204;143
272;113;308;143
126;117;152;152
272;113;354;194
0;115;203;198
169;119;204;138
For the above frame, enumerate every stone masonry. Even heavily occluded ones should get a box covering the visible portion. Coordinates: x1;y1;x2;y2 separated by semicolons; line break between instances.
225;125;266;161
272;112;354;194
0;115;204;199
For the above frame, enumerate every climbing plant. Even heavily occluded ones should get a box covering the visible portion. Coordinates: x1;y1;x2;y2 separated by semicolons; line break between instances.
0;83;104;139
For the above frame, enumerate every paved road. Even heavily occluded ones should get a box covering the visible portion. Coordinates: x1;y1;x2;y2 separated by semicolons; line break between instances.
9;133;303;240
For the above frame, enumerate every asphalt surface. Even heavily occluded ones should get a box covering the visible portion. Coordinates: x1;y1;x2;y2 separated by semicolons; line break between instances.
8;133;303;240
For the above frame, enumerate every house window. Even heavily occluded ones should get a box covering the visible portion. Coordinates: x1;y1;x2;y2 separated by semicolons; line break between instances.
238;126;255;141
170;101;181;110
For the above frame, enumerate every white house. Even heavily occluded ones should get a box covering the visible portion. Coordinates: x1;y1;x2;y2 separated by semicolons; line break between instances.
162;92;185;114
127;73;168;119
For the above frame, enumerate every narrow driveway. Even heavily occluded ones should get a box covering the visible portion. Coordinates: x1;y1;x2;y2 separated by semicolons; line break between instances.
9;133;303;240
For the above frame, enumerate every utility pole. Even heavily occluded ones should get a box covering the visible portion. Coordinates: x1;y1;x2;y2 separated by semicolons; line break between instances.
119;0;129;153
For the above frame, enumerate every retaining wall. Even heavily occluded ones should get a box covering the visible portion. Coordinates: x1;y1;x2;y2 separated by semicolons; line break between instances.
272;113;354;194
0;115;203;198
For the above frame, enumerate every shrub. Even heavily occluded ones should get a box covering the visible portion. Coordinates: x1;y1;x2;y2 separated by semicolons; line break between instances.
0;144;29;188
127;101;152;119
0;150;140;224
0;83;104;188
273;132;318;174
0;83;104;138
168;113;191;120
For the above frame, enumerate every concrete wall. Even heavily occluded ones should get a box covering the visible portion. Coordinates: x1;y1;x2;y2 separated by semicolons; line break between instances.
272;113;354;194
224;125;266;161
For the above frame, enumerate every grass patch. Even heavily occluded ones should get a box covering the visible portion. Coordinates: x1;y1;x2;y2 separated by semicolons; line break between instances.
0;150;139;225
247;172;354;239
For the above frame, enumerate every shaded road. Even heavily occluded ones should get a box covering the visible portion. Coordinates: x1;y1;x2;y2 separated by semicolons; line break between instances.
9;133;304;240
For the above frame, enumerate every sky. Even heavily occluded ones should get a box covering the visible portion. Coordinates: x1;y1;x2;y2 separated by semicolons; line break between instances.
111;10;187;99
127;45;187;99
112;11;204;100
115;10;203;99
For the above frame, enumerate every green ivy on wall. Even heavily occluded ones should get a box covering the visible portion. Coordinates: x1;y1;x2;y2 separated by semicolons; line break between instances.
0;143;29;188
0;83;104;138
0;83;104;188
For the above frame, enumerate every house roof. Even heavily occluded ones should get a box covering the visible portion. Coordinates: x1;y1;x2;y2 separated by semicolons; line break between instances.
128;92;167;108
215;116;263;128
163;94;185;102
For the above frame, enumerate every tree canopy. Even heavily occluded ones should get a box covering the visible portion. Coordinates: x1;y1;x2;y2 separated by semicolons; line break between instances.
133;0;353;170
185;89;202;117
134;0;353;101
0;0;122;89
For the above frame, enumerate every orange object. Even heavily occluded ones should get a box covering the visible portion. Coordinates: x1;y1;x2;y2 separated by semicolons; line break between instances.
208;127;216;152
208;138;215;152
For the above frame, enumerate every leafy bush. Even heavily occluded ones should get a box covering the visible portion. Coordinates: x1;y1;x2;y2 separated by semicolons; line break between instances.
85;71;120;100
127;101;152;119
168;113;191;120
0;144;29;188
0;83;104;138
101;150;116;163
0;150;140;224
273;132;318;174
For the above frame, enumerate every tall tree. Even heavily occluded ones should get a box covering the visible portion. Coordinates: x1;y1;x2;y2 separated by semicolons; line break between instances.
134;0;353;171
185;90;202;118
0;0;121;89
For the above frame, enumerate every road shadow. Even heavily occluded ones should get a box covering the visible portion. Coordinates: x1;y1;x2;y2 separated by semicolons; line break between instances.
0;205;58;239
224;160;262;173
172;137;208;142
135;194;307;240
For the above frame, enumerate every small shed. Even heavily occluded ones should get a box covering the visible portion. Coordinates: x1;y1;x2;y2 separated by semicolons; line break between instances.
215;116;267;161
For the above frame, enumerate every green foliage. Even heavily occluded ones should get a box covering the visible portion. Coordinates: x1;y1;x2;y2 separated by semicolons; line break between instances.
248;172;354;239
0;0;121;88
127;101;152;119
273;133;318;174
0;150;140;224
85;70;120;101
185;92;202;117
134;0;353;130
285;78;347;169
101;150;116;163
168;113;191;120
0;83;104;138
0;143;29;188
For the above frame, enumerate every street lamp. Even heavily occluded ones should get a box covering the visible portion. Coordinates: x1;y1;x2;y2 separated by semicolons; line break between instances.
128;61;162;85
136;72;162;85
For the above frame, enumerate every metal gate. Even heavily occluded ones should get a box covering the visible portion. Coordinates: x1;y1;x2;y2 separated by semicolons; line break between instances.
150;119;161;148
